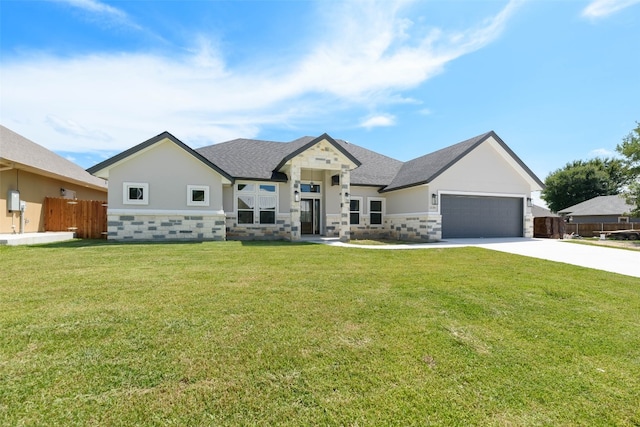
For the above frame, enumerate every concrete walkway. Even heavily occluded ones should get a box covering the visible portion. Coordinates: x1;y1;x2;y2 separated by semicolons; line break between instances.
0;232;76;246
315;237;640;279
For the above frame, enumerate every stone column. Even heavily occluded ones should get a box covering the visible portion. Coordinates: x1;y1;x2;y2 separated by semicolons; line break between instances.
524;213;534;238
289;164;301;241
339;164;351;242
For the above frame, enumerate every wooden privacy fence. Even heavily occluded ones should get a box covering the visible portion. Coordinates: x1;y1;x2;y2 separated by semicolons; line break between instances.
44;197;107;239
533;217;565;239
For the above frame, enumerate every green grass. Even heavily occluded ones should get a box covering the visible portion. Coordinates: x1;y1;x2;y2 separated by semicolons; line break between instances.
1;240;639;426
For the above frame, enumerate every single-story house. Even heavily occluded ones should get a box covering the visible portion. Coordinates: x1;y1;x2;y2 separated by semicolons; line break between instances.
87;130;544;242
558;195;639;224
1;125;108;234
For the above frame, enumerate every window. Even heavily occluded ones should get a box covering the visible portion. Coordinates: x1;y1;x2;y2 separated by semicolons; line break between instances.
187;185;209;207
236;183;278;225
369;198;384;225
350;198;361;225
619;217;630;223
123;182;148;205
301;183;321;193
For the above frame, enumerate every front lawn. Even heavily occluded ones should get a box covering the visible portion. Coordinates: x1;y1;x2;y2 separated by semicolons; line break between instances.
1;241;639;425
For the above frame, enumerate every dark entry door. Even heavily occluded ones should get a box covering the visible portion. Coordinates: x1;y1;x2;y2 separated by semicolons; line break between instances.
301;198;320;235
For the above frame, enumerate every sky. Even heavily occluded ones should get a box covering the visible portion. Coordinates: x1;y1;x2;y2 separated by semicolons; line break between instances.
1;0;640;205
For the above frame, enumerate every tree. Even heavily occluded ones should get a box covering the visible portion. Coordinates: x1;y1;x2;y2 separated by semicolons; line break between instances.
616;121;640;216
541;158;627;213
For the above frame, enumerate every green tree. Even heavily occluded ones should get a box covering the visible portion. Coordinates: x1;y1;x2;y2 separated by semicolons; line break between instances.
541;158;627;213
616;121;640;216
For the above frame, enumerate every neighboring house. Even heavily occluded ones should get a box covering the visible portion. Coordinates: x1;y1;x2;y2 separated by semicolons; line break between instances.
1;125;108;234
557;195;639;224
87;130;544;242
532;204;558;218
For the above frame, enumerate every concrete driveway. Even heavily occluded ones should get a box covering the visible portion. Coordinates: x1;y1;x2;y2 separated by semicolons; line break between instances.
320;237;640;279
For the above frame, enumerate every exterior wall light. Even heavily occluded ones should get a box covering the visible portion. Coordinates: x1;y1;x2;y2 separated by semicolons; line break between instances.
345;192;349;198
294;190;300;202
526;197;533;207
431;193;438;206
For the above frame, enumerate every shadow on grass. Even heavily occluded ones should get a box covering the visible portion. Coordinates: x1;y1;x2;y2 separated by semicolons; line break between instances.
29;238;315;249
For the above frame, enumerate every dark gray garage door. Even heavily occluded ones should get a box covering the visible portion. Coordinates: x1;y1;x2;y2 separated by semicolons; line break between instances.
441;195;523;238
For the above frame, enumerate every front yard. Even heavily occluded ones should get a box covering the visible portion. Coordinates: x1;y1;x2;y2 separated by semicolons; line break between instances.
1;240;639;425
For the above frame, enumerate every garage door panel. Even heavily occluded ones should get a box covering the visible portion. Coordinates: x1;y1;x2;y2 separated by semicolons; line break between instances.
441;195;523;238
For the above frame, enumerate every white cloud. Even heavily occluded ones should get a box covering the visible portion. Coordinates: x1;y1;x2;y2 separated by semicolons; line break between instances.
1;0;522;154
582;0;640;18
360;114;396;129
60;0;125;17
53;0;141;30
588;148;617;157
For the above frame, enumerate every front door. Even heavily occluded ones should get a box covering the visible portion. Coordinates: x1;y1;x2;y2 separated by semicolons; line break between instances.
300;198;321;235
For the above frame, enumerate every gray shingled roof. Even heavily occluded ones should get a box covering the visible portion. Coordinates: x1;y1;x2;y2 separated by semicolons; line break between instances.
532;204;558;217
382;132;492;192
196;137;311;181
1;125;107;190
196;135;402;186
557;195;636;216
195;130;543;191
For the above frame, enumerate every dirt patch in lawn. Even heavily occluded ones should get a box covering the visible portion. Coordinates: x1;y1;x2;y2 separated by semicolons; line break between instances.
567;237;640;251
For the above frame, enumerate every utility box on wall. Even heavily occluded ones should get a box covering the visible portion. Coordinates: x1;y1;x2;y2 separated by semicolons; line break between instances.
7;190;20;212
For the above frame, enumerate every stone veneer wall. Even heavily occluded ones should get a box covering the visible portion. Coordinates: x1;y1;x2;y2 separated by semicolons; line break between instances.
225;214;292;240
107;213;226;241
385;214;442;242
325;214;341;238
331;213;443;241
350;216;390;240
524;214;533;238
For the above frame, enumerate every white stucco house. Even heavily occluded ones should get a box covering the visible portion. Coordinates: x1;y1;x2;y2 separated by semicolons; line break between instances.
87;130;544;242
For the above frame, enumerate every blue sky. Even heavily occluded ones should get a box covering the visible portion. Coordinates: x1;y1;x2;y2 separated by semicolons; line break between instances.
1;0;639;204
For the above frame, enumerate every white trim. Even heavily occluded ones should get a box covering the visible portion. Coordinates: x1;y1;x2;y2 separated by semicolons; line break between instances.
367;196;385;226
187;185;210;207
349;196;363;225
108;208;225;216
234;181;279;225
123;182;149;205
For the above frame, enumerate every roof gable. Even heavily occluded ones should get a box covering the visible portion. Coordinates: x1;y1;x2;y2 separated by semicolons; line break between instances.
381;131;545;192
87;131;233;183
273;133;361;171
1;125;107;191
197;133;365;182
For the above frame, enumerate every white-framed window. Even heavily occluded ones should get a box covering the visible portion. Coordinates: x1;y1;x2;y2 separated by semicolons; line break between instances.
187;185;210;207
369;197;384;225
350;197;362;225
123;182;148;205
619;217;629;223
236;183;277;225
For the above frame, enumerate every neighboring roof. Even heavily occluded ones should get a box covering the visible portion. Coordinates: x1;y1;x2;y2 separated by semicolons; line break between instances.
0;125;107;191
196;134;402;186
557;195;636;216
381;131;545;192
87;131;234;183
532;204;559;217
